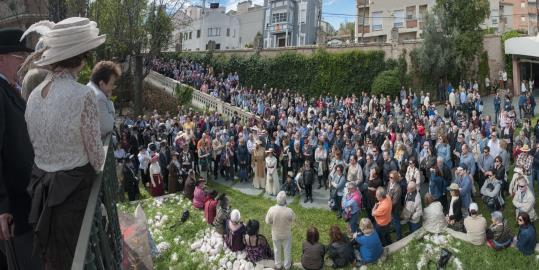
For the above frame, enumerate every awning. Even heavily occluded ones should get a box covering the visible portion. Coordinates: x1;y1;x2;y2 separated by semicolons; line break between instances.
505;35;539;58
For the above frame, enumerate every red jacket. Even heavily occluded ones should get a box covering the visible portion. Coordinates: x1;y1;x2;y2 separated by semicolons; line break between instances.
204;198;219;224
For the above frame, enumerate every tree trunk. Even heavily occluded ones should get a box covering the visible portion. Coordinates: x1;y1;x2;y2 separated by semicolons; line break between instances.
133;54;144;116
48;0;67;22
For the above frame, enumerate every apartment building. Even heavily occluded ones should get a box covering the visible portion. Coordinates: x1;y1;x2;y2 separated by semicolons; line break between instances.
262;0;322;48
499;0;538;35
355;0;528;43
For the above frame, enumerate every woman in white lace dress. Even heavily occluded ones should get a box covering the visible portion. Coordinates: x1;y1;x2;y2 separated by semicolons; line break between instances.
23;17;106;269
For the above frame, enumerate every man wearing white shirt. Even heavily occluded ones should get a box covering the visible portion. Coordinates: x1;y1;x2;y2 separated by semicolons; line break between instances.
487;133;501;159
87;61;121;140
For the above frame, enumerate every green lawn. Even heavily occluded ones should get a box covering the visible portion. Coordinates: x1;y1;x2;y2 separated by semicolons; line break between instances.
118;182;539;270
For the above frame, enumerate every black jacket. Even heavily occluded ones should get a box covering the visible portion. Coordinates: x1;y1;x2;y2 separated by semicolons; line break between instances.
0;78;34;235
448;197;463;222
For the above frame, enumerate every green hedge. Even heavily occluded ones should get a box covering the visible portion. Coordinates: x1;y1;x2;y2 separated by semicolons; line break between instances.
165;49;394;97
371;69;401;97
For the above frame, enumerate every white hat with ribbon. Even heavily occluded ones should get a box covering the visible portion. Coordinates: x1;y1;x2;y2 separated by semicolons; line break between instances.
21;17;106;66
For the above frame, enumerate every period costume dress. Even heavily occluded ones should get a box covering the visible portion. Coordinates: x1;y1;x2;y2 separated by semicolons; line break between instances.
252;146;266;189
167;158;182;193
265;151;279;195
149;159;164;197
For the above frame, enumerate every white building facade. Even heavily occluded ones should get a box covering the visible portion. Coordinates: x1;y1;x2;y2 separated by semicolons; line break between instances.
173;5;240;51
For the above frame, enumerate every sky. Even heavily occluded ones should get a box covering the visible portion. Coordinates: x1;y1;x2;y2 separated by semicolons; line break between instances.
219;0;356;29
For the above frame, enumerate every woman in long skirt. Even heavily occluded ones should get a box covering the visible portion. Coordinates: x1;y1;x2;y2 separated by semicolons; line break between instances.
149;154;164;197
265;149;279;195
252;141;266;189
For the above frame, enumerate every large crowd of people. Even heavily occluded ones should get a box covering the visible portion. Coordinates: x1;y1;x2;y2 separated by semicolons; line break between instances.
1;16;538;270
118;58;539;268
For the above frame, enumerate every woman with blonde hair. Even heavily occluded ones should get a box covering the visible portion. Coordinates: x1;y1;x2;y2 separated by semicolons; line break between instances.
353;218;383;265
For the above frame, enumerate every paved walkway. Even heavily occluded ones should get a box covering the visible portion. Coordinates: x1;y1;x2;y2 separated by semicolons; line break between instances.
210;174;331;209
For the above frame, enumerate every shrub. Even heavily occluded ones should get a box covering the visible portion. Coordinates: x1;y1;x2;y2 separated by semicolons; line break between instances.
175;84;193;106
371;69;401;97
164;49;390;97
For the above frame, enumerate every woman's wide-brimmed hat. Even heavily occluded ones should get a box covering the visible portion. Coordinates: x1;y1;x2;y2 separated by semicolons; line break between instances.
21;17;106;66
520;144;531;152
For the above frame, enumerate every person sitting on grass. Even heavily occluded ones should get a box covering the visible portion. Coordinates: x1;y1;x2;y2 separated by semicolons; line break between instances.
327;225;354;268
515;212;537;256
283;171;299;196
225;209;246;252
446;183;465;232
243;219;273;263
213;194;231;235
463;203;487;245
301;226;326;270
192;177;207;209
486;211;512;250
353;218;383;266
422;193;447;234
204;190;219;224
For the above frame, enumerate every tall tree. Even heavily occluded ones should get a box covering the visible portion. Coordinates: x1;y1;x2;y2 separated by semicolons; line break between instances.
412;0;490;90
434;0;490;77
410;12;456;89
338;21;355;40
89;0;190;115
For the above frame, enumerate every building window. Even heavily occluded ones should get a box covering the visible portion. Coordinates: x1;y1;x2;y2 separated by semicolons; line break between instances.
406;6;415;20
272;12;288;23
197;29;201;38
189;32;192;39
521;2;526;8
358;16;365;26
393;9;404;28
227;28;230;37
372;11;383;31
208;27;221;37
491;9;499;25
521;15;526;22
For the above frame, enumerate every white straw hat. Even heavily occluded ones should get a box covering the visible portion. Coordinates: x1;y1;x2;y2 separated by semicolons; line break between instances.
21;17;106;66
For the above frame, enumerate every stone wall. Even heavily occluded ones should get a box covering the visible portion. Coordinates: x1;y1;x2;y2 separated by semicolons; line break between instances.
143;79;181;115
195;35;504;82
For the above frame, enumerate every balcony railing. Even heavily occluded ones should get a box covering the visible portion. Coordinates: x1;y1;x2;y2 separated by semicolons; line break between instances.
357;0;369;7
406;19;418;28
357;25;370;34
72;135;123;270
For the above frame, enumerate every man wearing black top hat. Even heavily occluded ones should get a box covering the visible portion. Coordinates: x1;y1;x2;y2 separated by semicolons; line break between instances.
0;29;41;269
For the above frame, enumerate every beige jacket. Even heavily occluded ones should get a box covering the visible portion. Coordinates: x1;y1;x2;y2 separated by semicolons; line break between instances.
265;205;295;240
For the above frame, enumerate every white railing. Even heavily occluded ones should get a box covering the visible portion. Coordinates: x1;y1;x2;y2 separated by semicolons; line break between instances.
144;71;257;123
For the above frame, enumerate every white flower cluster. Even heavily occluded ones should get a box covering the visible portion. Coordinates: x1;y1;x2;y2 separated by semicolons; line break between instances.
416;234;461;270
189;228;263;270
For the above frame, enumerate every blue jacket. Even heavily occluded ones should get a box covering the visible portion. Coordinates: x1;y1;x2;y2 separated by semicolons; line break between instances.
355;232;383;263
517;225;537;256
454;175;472;209
429;174;445;200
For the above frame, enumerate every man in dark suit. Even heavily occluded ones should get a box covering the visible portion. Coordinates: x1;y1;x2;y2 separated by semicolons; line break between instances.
0;29;41;269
